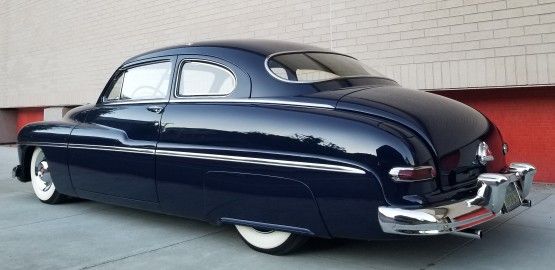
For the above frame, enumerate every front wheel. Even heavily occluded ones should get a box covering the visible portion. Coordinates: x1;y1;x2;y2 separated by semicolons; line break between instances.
30;147;67;204
235;225;308;255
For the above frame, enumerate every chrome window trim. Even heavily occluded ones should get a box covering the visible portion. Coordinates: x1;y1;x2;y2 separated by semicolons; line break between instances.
173;58;238;99
100;99;169;106
101;60;174;104
264;50;390;84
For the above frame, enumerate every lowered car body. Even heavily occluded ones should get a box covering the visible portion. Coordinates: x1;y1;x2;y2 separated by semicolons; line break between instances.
13;40;536;254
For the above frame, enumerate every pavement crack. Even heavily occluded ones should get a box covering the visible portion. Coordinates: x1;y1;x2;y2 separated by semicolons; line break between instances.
420;238;475;270
420;194;552;269
0;205;114;231
79;229;226;270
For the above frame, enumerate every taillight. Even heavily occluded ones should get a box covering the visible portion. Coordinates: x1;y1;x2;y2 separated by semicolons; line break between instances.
389;166;436;182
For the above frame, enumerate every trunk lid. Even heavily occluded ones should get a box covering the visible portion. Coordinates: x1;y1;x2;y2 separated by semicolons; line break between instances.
336;86;490;158
336;86;509;203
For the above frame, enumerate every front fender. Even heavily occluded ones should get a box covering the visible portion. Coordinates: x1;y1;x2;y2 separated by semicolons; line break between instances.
16;121;78;196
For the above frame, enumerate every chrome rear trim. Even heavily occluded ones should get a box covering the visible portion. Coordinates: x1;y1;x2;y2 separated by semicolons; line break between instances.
378;162;536;236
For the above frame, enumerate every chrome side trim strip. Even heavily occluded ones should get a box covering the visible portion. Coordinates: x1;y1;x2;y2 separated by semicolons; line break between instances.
94;97;334;109
168;98;334;109
19;142;364;174
18;142;67;148
69;144;155;155
156;149;366;174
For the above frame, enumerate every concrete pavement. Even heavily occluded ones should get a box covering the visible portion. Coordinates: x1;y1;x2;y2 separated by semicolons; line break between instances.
1;145;554;270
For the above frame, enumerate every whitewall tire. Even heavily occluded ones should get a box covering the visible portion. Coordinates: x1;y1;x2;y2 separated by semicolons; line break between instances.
30;147;67;204
235;225;308;255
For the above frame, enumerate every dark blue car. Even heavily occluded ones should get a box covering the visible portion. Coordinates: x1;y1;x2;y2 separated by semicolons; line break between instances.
13;40;536;255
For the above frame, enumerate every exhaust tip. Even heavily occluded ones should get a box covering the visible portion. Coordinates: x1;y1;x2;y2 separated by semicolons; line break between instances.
452;228;482;240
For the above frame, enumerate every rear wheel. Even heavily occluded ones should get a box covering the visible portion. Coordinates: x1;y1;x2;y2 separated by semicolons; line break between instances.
30;147;67;204
235;225;308;255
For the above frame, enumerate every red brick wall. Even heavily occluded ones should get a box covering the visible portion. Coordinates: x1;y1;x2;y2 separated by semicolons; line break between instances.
10;90;555;184
434;87;555;183
16;108;44;132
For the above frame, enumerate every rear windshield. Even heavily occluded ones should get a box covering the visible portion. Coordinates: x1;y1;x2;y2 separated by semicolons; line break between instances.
266;52;384;83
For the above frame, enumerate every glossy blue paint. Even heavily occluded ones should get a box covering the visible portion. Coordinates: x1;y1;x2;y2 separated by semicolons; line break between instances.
14;40;504;241
157;102;423;239
68;103;162;202
17;122;77;197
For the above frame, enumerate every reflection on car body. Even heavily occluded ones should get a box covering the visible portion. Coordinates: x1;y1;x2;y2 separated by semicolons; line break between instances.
13;40;536;255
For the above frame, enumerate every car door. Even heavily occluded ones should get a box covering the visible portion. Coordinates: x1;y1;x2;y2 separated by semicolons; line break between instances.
68;56;176;204
155;55;251;219
154;55;329;236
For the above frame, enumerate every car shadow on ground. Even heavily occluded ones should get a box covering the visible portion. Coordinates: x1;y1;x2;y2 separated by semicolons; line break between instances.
2;189;553;270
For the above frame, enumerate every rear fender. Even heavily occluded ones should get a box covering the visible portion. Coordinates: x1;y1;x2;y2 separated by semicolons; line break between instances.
204;171;330;237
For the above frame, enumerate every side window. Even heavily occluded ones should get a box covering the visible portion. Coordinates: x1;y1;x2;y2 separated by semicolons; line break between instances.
106;74;124;100
178;62;236;96
104;61;172;101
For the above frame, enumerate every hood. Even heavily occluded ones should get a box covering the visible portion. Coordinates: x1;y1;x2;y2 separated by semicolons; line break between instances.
336;86;490;158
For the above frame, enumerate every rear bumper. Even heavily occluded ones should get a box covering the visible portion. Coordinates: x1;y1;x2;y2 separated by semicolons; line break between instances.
378;163;536;236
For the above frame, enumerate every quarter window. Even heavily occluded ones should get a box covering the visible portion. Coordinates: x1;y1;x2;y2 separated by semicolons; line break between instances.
178;62;235;96
105;62;172;101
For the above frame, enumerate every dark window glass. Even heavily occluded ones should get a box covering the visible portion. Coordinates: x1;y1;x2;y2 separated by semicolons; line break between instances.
178;62;235;96
105;62;172;101
267;52;384;83
106;74;124;100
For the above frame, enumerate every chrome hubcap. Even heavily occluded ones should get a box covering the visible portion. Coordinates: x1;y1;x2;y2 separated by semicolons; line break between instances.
35;157;52;192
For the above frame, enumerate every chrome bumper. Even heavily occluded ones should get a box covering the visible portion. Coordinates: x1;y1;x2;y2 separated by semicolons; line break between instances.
378;163;536;236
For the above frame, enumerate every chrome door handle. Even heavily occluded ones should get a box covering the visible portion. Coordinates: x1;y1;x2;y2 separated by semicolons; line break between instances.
146;105;164;114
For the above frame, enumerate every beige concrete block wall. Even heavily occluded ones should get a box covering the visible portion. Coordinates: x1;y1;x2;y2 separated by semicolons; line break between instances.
1;0;554;109
43;107;72;121
0;109;17;143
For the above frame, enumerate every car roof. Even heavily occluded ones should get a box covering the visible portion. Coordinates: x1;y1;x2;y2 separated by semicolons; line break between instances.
125;39;332;63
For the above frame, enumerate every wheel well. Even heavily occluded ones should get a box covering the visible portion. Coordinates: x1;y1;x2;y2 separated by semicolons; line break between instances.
22;146;36;181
